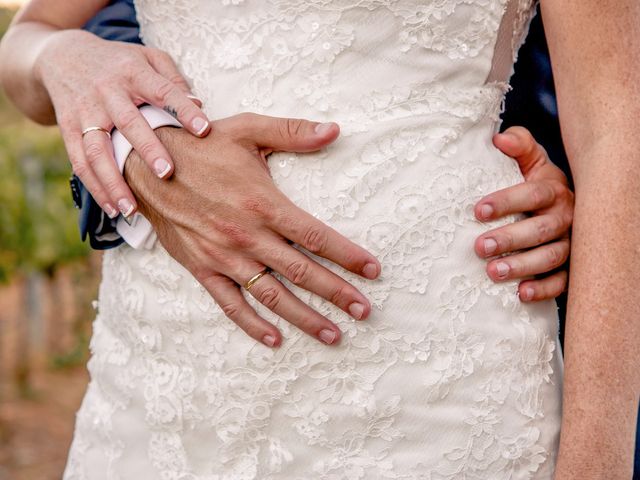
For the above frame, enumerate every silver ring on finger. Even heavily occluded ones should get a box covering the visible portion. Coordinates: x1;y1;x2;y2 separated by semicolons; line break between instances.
82;126;112;139
244;267;271;291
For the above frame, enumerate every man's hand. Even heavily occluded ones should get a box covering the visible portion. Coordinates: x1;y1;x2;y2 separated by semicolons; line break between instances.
125;113;381;348
474;126;574;302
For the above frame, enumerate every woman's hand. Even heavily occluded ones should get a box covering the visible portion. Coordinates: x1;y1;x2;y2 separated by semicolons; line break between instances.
474;126;574;301
124;114;382;349
34;29;211;219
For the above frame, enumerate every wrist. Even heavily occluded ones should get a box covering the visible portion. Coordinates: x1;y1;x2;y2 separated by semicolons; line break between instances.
124;126;186;214
34;29;90;88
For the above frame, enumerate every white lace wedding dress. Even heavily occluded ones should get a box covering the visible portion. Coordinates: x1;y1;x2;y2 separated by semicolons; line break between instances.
64;1;563;479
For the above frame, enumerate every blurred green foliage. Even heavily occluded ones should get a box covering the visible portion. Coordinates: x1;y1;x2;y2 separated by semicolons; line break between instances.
0;7;89;283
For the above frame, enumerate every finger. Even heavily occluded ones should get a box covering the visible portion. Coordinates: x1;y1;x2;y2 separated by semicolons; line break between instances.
475;213;570;258
493;126;548;175
80;115;138;219
135;70;210;138
218;112;340;153
143;47;191;92
199;273;282;348
239;264;342;346
486;238;570;282
518;270;568;302
61;126;118;219
270;201;381;280
103;91;176;180
475;180;557;222
259;239;372;321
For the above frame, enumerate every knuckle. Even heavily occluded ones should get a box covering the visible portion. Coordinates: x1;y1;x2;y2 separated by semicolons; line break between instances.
257;286;281;311
93;78;114;97
285;260;310;286
71;161;89;179
217;222;254;249
84;142;104;165
153;80;176;104
534;217;552;244
499;231;514;251
281;118;305;140
136;140;158;160
302;225;328;254
116;109;140;130
241;195;275;221
236;112;254;124
545;246;563;268
174;102;195;120
329;284;352;307
220;302;241;320
102;176;123;195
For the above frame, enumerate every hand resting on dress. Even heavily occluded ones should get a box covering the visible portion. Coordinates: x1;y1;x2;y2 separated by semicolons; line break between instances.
474;126;573;302
27;30;211;219
124;114;573;348
124;113;381;348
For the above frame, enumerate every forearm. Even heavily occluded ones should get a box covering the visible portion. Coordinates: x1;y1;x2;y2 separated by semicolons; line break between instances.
0;22;61;123
0;0;107;123
559;142;640;475
541;0;640;475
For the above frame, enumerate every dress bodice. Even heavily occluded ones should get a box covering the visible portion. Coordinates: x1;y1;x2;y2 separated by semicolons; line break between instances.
134;0;537;128
64;3;563;480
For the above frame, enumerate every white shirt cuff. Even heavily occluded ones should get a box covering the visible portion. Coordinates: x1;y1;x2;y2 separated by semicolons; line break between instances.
112;105;182;249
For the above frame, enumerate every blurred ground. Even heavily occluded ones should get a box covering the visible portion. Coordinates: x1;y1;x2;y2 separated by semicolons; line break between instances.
0;259;100;480
0;366;88;480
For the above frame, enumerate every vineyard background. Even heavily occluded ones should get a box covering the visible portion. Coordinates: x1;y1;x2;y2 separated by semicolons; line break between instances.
0;6;100;479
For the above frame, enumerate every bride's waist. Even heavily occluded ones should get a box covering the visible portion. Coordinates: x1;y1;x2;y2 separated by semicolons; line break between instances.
200;81;509;133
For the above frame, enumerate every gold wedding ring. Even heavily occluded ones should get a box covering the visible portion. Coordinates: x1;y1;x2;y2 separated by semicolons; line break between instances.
81;126;112;139
244;267;271;291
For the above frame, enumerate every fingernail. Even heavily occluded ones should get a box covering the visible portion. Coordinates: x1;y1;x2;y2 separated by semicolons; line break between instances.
480;204;494;219
105;203;118;219
484;238;498;255
362;262;379;279
496;262;510;278
348;302;365;320
314;122;333;135
262;334;277;347
521;287;535;301
192;117;209;136
153;158;171;178
187;94;203;105
117;198;135;218
319;329;337;345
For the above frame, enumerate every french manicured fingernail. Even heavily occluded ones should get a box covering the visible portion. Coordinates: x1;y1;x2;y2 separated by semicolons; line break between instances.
362;262;379;279
192;117;209;136
480;204;494;219
348;302;365;320
105;203;118;219
153;158;171;178
319;329;337;345
314;122;333;135
496;262;510;278
262;334;277;347
117;198;135;218
522;287;535;301
484;238;498;255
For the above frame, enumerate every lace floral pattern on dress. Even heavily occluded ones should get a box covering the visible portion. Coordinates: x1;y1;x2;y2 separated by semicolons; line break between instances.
64;2;561;479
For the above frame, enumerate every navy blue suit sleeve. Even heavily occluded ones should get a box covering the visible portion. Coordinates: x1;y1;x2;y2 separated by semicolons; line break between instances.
70;0;141;250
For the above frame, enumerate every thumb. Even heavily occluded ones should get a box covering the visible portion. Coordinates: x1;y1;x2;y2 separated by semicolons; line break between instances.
494;126;548;177
223;113;340;153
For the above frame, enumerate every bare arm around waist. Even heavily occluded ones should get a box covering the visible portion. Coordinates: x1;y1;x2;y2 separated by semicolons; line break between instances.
541;1;640;477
